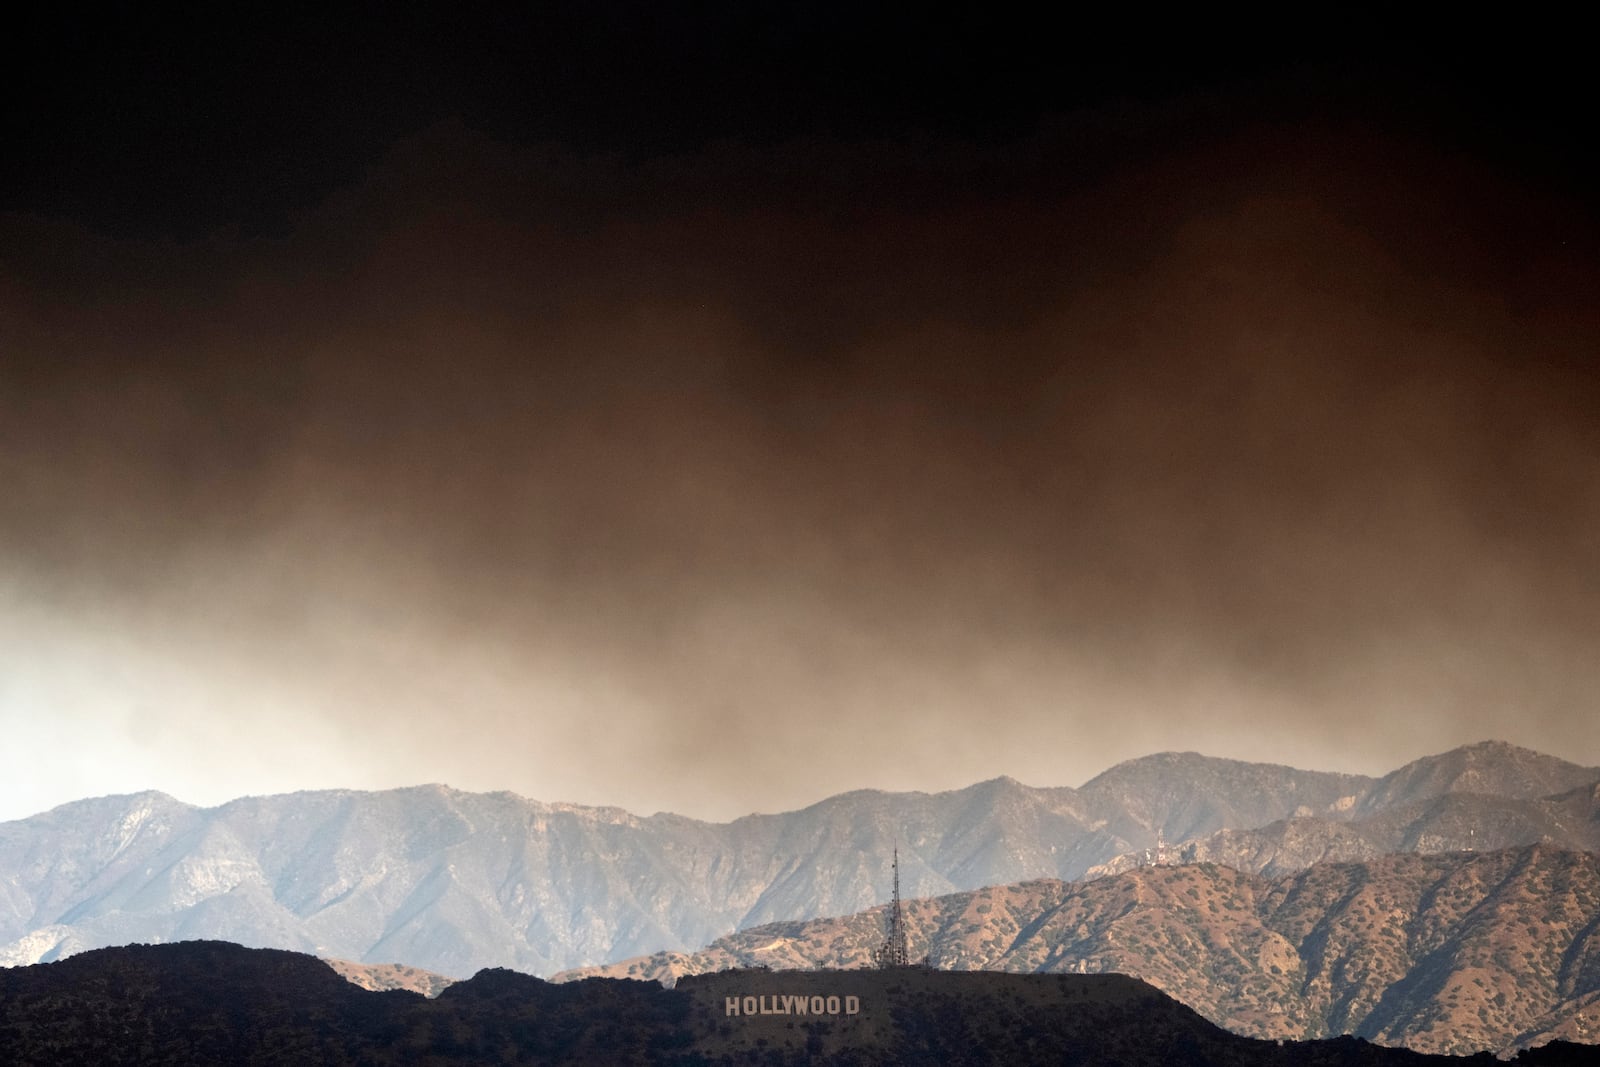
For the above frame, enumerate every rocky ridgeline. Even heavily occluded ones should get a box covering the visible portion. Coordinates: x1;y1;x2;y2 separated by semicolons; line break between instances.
0;741;1594;982
568;846;1600;1058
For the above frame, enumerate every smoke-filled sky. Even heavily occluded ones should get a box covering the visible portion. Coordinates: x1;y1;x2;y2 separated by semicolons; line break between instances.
2;13;1597;822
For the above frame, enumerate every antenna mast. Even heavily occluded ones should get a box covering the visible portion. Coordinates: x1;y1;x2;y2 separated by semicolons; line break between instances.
872;846;911;968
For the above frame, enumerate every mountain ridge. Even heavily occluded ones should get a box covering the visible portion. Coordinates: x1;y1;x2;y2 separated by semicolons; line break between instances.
1085;777;1600;880
565;845;1600;1056
2;741;1595;980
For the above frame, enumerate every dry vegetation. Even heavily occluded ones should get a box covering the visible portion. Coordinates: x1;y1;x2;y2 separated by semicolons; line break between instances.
569;846;1600;1057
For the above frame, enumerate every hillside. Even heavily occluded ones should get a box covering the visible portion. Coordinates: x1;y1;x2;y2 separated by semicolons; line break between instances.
568;846;1600;1057
5;940;1591;1064
323;956;456;997
1087;779;1600;880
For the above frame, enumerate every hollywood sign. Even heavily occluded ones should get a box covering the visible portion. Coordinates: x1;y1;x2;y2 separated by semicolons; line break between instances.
725;994;862;1017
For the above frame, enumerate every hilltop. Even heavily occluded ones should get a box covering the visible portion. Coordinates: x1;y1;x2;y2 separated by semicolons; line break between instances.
6;940;1595;1064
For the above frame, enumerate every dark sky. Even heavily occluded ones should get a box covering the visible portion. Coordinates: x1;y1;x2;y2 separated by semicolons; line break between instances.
2;11;1597;820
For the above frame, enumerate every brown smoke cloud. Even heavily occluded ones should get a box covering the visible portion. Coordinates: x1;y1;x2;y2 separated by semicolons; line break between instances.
2;117;1596;819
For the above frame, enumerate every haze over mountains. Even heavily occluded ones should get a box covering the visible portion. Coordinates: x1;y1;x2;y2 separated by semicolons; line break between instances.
3;741;1594;984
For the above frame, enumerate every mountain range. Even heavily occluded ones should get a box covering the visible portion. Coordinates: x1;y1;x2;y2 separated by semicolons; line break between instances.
569;844;1600;1056
1;741;1595;988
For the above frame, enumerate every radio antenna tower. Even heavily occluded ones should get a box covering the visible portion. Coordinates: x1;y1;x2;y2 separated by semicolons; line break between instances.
871;847;911;969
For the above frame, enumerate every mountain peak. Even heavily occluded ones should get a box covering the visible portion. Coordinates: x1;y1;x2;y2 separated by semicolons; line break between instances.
16;789;191;826
972;775;1031;792
1357;740;1600;813
1458;739;1553;758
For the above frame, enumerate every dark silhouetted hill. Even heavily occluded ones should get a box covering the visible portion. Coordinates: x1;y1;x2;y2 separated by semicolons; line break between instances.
8;940;1597;1064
